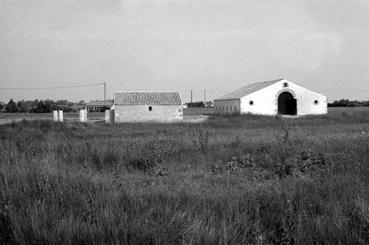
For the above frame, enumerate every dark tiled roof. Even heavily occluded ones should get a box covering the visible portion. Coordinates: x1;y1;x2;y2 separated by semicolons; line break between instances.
86;100;113;107
215;79;284;100
114;92;182;105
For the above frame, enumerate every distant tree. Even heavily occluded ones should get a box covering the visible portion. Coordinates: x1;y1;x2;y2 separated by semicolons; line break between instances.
55;99;73;111
328;99;369;107
205;101;214;107
187;101;205;108
35;100;46;113
29;99;39;112
25;100;34;111
17;100;32;112
5;99;19;112
44;99;56;112
56;99;73;106
347;101;361;107
0;102;5;112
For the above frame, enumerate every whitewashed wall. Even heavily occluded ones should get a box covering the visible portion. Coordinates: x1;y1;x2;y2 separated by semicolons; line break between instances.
240;79;327;116
114;105;183;122
214;79;327;116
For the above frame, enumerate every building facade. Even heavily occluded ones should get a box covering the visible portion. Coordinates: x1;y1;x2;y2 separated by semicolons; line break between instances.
113;92;183;122
214;79;327;116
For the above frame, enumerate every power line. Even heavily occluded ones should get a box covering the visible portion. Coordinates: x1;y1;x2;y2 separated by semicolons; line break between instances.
320;90;369;93
0;82;104;90
204;89;369;93
1;84;368;94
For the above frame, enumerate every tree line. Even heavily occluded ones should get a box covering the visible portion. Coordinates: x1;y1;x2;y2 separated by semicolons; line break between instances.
0;99;86;113
1;98;368;113
186;101;214;108
328;99;369;107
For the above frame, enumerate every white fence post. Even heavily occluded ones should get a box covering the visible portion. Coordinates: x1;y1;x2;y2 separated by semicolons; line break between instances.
53;110;58;122
110;109;114;123
79;109;88;122
105;110;111;123
58;110;63;122
79;109;85;122
84;109;88;122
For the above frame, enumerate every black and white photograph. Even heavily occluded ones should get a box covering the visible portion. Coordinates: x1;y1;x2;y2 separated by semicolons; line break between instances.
0;0;369;244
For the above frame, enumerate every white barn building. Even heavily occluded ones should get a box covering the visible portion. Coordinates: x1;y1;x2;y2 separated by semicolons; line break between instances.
214;79;327;116
112;92;183;122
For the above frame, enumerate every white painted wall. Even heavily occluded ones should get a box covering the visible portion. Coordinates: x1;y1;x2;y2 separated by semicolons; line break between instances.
105;110;112;123
215;79;327;116
53;110;58;121
58;110;63;122
79;109;87;122
114;105;183;122
240;88;277;115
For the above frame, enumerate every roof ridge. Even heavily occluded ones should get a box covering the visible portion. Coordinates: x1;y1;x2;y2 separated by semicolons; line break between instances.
215;78;284;100
115;91;180;93
114;91;182;105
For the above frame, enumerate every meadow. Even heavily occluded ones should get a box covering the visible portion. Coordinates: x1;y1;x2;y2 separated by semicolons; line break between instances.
1;108;369;244
0;112;105;125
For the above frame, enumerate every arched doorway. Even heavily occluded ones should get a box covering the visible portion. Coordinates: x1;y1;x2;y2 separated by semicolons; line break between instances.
278;92;297;115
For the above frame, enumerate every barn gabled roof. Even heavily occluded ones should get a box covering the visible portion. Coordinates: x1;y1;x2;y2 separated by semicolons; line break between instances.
215;78;284;100
114;92;182;105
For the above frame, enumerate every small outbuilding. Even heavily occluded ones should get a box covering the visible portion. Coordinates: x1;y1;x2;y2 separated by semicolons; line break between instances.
214;78;327;116
112;91;183;122
86;100;113;112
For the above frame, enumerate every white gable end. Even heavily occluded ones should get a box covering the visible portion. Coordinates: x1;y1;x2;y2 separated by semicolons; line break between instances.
215;79;327;116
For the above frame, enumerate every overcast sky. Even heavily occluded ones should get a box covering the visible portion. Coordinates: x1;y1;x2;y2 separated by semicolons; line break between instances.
1;0;369;102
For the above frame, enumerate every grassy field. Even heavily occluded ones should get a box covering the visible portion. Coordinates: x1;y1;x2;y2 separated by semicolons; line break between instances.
1;108;369;244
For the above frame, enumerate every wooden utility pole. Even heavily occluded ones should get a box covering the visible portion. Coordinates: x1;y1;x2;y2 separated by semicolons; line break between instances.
204;90;206;104
190;89;193;106
103;82;106;107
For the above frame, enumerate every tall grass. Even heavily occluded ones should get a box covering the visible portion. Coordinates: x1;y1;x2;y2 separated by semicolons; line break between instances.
0;111;369;244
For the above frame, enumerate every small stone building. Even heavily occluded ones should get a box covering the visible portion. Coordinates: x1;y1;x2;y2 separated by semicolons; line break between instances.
112;92;183;122
214;79;327;116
